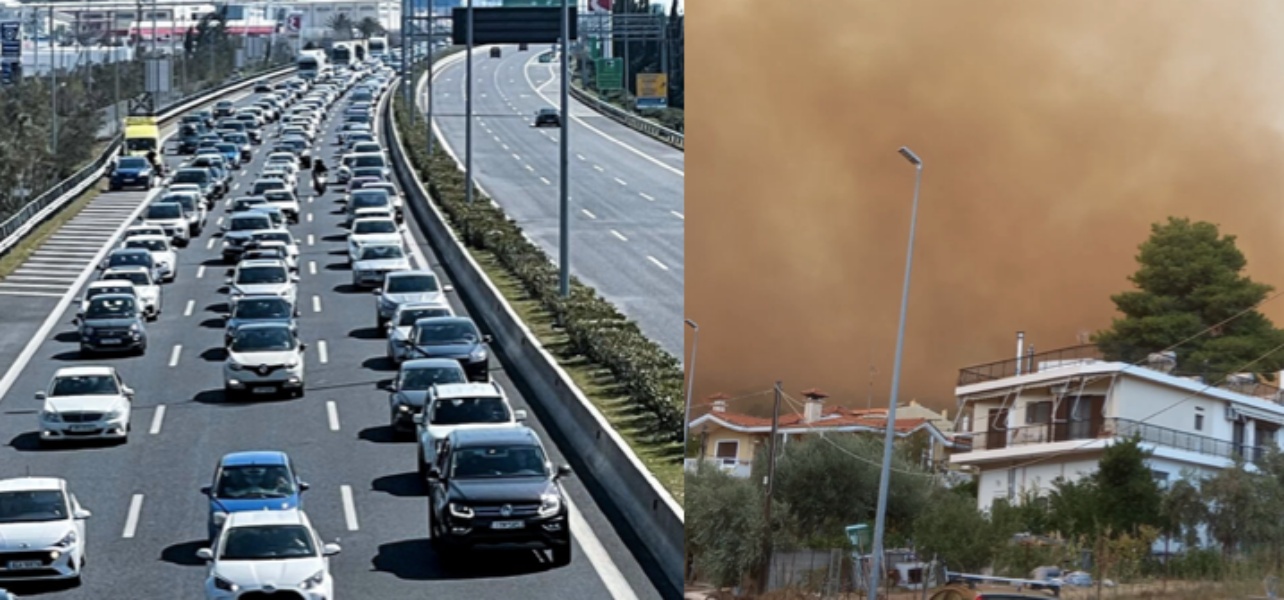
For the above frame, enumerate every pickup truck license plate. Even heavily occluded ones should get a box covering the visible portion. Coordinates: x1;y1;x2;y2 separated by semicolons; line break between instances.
491;520;524;530
99;338;122;345
252;386;275;394
7;560;41;570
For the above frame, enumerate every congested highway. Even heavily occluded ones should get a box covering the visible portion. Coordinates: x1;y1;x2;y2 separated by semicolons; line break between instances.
0;59;665;599
425;45;685;357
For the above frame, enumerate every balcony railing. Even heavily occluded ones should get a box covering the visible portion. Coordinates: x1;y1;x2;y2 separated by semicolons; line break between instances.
956;344;1283;401
684;458;752;478
954;417;1266;463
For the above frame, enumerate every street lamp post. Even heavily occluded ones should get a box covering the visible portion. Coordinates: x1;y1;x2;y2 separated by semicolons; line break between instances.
684;319;698;451
866;146;923;600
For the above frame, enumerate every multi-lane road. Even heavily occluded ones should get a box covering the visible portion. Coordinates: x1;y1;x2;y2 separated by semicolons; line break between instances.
425;46;685;357
0;69;666;598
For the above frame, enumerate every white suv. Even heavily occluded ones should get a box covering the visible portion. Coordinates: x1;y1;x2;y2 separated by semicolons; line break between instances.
35;366;134;446
197;509;339;600
0;477;91;585
225;259;298;305
223;322;306;400
412;382;527;480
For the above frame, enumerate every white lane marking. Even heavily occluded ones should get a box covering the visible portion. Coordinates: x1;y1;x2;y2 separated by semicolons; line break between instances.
512;153;521;161
149;405;166;435
308;261;317;275
581;209;596;220
327;401;340;431
670;211;684;220
540;176;551;185
524;164;535;172
492;135;500;142
613;177;628;186
318;340;328;364
312;295;322;313
232;183;240;191
611;230;628;241
639;193;655;202
216;216;224;226
568;497;642;600
308;195;315;204
593;164;604;172
183;300;194;317
197;265;206;279
307;213;314;223
122;494;143;539
647;256;670;271
168;345;182;367
340;485;359;531
576;153;586;161
501;143;510;151
206;238;215;250
523;53;684;178
307;234;315;246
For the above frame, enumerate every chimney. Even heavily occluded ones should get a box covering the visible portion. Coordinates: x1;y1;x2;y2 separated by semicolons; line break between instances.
1016;331;1025;375
801;388;828;424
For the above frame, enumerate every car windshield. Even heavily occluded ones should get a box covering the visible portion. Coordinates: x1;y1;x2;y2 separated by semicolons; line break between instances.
431;397;511;425
102;271;150;286
214;465;296;500
234;199;265;211
359;245;402;261
226;134;248;144
145;204;182;220
253;182;285;194
264;191;294;203
85;297;137;319
398;307;451;327
230;327;294;352
451;445;547;479
108;253;150;267
50;374;120;396
233;298;291;319
354;144;381;153
161;195;197;211
352;168;383;179
174;170;209;184
236;266;288;284
353;155;384;168
216;143;237;154
230;216;270;231
416;320;478;345
125;138;156;152
220;525;315;560
388;275;439;294
352;192;389;208
399;366;465;391
86;286;132;299
256;232;291;245
126;239;167;252
118;157;148;169
354;220;396;235
0;491;68;524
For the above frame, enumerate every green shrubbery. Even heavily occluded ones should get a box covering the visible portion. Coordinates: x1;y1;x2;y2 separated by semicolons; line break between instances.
392;59;683;444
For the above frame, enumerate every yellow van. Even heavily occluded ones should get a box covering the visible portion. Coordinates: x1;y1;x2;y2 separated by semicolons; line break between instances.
123;116;160;157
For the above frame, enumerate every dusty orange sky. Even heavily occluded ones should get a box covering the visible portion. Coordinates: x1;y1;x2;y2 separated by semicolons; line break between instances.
685;0;1284;416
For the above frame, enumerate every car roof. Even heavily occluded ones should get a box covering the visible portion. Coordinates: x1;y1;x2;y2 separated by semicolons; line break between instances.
125;235;169;244
401;358;465;371
231;212;270;221
238;258;287;268
232;293;289;303
53;365;117;378
225;508;309;529
414;315;470;327
387;270;434;280
235;322;294;334
87;293;138;303
431;382;502;399
0;477;65;493
87;280;135;289
450;426;538;447
103;265;149;274
111;247;150;255
397;300;449;312
219;450;289;466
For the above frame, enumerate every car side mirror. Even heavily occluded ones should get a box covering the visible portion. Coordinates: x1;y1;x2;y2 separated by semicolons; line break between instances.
515;409;527;421
483;334;493;343
200;485;212;496
73;508;92;520
298;481;310;492
299;343;308;351
323;543;341;556
372;289;381;295
196;548;214;561
224;278;233;285
34;391;46;401
219;224;228;231
444;285;454;292
123;387;134;398
412;412;424;425
427;467;441;480
291;274;300;282
556;465;572;479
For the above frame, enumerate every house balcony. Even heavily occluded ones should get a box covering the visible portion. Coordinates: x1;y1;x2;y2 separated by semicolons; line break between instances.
684;457;752;478
953;417;1268;464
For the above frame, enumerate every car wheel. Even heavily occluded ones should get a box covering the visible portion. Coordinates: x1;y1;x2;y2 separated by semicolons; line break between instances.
551;544;571;567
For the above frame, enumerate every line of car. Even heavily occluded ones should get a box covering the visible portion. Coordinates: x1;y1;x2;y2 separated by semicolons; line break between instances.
0;57;577;598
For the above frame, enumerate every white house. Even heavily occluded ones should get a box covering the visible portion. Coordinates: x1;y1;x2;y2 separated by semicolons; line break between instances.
950;338;1284;529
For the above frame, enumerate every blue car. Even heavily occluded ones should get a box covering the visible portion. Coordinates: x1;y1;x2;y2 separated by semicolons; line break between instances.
200;450;310;540
214;142;242;169
108;156;155;191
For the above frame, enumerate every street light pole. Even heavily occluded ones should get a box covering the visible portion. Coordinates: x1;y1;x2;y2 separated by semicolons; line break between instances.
463;0;473;204
557;0;570;296
867;146;923;600
684;318;698;451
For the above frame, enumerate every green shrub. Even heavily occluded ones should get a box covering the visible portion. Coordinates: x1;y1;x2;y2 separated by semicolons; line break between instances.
393;55;683;444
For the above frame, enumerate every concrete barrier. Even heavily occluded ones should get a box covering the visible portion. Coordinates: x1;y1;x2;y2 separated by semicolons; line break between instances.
383;72;684;595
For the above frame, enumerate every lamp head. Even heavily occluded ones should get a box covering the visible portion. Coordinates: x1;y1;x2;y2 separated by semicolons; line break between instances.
898;146;921;166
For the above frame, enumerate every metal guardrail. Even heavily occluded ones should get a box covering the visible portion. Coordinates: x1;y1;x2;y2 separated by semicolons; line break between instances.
0;64;295;259
540;51;684;151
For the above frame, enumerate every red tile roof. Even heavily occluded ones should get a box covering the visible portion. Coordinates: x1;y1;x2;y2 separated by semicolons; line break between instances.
706;405;930;433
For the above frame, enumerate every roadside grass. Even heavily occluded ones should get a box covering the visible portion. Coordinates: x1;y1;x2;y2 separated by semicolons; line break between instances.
473;251;685;504
570;76;684;132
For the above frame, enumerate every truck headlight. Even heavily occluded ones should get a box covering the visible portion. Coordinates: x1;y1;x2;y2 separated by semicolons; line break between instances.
40;411;62;423
226;361;243;371
300;569;325;590
538;493;561;518
54;530;77;548
213;575;238;592
448;503;473;519
470;348;487;362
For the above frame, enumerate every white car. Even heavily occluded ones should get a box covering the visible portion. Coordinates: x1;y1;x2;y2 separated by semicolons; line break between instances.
35;365;133;445
386;301;455;363
197;509;339;600
120;235;177;283
75;280;138;319
166;182;210;208
347;217;402;263
262;189;301;223
140;201;192;247
0;477;91;585
223;322;306;399
99;266;162;318
261;164;298;194
225;258;299;305
351;243;411;288
361;182;404;212
266;152;301;172
121;224;168;242
411;382;527;478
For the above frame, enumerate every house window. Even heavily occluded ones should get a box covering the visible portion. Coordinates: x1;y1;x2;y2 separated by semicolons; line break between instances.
713;440;739;467
1151;470;1169;484
1026;401;1051;425
1194;413;1204;431
1233;420;1247;459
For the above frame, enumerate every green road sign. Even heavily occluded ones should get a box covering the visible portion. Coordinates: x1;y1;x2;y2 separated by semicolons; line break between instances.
595;57;622;90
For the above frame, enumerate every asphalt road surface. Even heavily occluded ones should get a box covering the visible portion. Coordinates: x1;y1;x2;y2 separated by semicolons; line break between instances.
0;68;666;599
424;46;685;358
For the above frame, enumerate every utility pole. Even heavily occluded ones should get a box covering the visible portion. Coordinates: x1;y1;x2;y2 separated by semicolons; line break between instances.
463;0;473;204
758;381;782;595
49;6;57;155
556;0;570;296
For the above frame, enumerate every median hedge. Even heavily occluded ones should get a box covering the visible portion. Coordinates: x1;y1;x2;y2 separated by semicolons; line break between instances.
393;57;683;444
